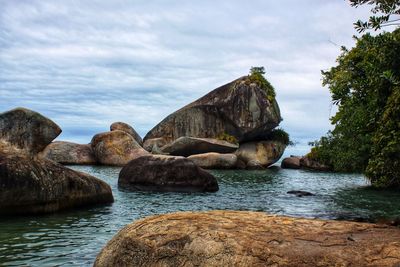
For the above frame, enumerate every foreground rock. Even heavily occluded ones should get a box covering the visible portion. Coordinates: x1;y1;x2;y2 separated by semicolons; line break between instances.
94;210;400;267
39;141;96;165
0;107;61;154
0;107;114;215
161;137;238;156
0;152;113;215
236;141;286;169
281;156;301;169
110;122;143;146
91;130;148;166
118;155;218;192
144;76;282;147
188;153;237;169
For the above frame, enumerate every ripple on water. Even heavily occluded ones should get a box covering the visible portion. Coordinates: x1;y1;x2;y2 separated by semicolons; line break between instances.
0;166;399;266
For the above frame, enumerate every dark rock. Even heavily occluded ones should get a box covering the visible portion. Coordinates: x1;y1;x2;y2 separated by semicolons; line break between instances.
39;141;96;165
188;153;237;169
91;130;148;166
300;157;332;172
0;107;61;154
118;155;219;193
144;76;282;147
94;210;400;267
143;137;167;152
281;156;301;169
161;136;238;157
287;190;315;197
236;141;286;168
110;122;143;146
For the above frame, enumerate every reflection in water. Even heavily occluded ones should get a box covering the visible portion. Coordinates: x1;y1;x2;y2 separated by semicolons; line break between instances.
0;166;399;266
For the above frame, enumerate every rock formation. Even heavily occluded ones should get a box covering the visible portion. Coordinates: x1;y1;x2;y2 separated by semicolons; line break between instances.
281;156;301;169
281;156;332;172
118;155;219;192
235;141;285;169
110;122;143;146
188;153;237;169
94;210;400;267
39;141;96;165
0;107;114;215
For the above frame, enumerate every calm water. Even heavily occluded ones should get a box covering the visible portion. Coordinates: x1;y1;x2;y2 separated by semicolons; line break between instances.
1;166;400;266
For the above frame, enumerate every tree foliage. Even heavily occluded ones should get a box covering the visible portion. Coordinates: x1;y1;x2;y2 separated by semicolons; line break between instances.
310;29;400;188
248;66;276;102
350;0;400;32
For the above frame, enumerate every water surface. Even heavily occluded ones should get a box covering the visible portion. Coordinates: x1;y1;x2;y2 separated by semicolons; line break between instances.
1;166;399;266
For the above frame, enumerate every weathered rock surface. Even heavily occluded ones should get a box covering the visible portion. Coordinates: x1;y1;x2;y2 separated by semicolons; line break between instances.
188;153;237;169
39;141;96;165
300;157;332;172
118;155;219;192
161;137;238;157
0;107;61;154
91;130;148;166
236;141;285;168
94;210;400;267
144;76;282;147
143;138;167;153
0;152;114;215
281;156;301;169
110;122;143;146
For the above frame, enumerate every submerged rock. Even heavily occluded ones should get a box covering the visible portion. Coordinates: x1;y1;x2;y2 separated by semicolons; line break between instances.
161;136;238;157
39;141;96;165
94;210;400;267
144;76;282;147
281;156;301;169
235;141;285;168
0;107;61;154
188;152;237;169
110;122;143;146
287;190;315;197
118;155;219;193
91;130;148;166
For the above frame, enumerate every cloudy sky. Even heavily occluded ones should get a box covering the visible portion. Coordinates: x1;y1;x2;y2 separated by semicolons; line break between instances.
0;1;373;155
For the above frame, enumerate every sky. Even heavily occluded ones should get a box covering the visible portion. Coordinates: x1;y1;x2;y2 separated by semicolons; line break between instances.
0;0;374;155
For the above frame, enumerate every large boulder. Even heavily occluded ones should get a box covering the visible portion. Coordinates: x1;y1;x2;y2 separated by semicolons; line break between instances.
91;130;148;166
144;76;282;147
281;156;301;169
0;151;114;215
300;157;332;172
188;153;237;169
161;137;238;157
0;107;61;154
39;141;96;165
110;122;143;146
94;210;400;267
235;141;286;169
118;155;219;193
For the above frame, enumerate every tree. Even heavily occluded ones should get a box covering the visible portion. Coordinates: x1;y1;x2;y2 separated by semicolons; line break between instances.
248;66;276;101
350;0;400;32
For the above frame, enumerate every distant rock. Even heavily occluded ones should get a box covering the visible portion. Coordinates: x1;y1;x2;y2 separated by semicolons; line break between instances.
281;156;301;169
144;76;282;147
94;210;400;267
188;152;237;169
161;137;238;157
91;130;148;166
235;141;285;169
110;122;143;146
287;190;315;197
39;141;96;165
300;157;332;172
118;155;219;193
0;107;113;215
0;107;61;154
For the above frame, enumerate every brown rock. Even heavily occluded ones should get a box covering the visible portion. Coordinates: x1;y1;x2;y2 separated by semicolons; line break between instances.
300;157;332;172
161;137;238;157
118;155;219;193
188;153;237;169
39;141;96;165
0;151;113;215
143;138;167;152
110;122;143;146
94;210;400;267
281;156;301;169
0;107;61;154
91;130;148;166
236;141;286;168
144;76;282;147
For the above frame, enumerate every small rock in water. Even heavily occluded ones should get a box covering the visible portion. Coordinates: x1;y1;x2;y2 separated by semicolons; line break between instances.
287;190;315;197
